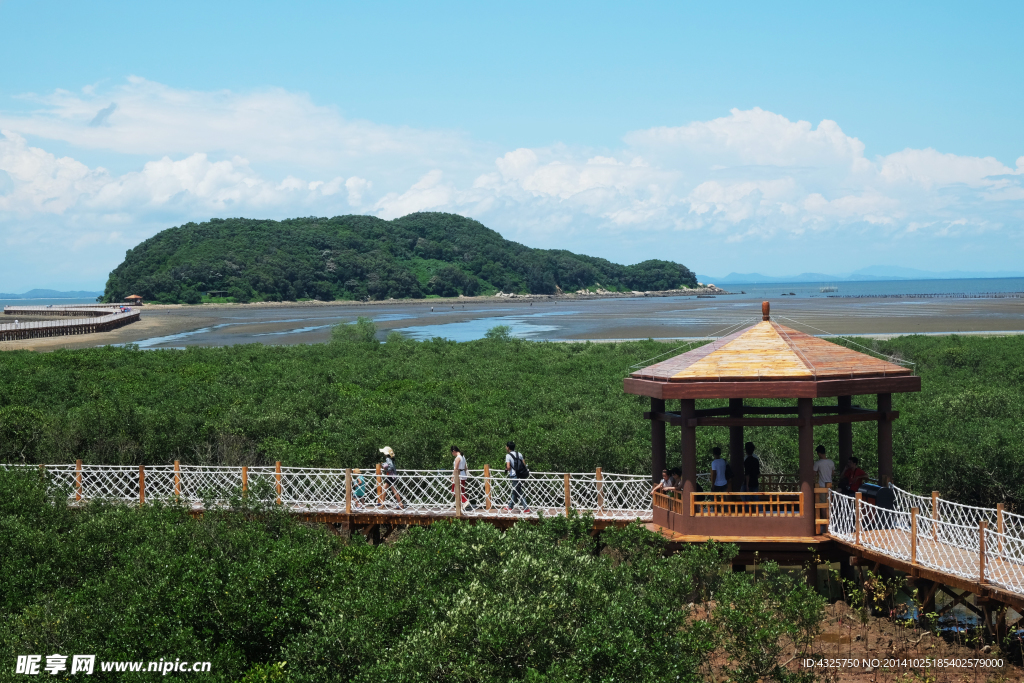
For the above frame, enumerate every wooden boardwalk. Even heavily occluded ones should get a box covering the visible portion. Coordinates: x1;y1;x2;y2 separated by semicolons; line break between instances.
1;305;140;341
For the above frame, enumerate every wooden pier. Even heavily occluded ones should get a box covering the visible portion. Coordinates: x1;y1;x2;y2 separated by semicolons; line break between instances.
1;304;140;341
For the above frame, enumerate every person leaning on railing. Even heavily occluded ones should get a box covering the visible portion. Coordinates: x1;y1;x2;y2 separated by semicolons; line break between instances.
652;469;672;496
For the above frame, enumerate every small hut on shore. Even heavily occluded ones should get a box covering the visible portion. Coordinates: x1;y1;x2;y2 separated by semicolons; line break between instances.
125;295;144;305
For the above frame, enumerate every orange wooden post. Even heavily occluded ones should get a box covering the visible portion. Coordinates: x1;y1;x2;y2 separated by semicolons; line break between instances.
931;491;939;541
376;463;384;505
596;467;604;511
910;507;918;565
564;473;571;517
855;492;863;546
484;464;491;510
241;466;248;498
455;470;463;518
979;520;988;584
139;465;146;506
996;503;1005;556
75;459;82;502
275;461;282;505
174;460;181;500
345;468;352;514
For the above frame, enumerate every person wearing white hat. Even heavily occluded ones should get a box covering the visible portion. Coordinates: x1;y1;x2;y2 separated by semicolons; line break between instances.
379;446;404;508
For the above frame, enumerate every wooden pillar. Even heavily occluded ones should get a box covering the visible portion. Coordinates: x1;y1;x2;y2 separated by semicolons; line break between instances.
979;521;988;584
484;464;492;510
837;395;853;471
345;468;352;514
241;466;248;497
75;459;82;502
564;473;571;517
798;398;815;536
877;393;893;485
910;507;918;565
996;503;1005;556
680;399;697;518
855;492;863;545
275;461;282;505
651;397;666;483
174;460;181;500
931;491;939;541
728;398;744;492
595;467;604;510
455;471;463;517
139;465;146;506
376;463;384;505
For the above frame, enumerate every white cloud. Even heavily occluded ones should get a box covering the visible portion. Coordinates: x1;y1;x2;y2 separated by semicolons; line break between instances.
1;80;1023;289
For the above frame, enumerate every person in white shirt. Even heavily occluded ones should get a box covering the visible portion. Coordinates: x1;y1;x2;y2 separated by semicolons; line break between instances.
503;441;531;513
710;447;728;492
812;445;835;504
451;446;471;509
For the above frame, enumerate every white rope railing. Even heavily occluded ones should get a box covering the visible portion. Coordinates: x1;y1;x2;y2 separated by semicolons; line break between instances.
1;463;653;521
828;488;1024;598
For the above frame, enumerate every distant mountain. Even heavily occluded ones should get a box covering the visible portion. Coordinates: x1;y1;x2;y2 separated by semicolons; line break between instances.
698;267;1024;285
0;289;103;299
102;213;698;303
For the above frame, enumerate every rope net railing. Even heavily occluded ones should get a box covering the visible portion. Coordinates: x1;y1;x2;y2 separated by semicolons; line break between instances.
2;464;653;521
828;488;1024;597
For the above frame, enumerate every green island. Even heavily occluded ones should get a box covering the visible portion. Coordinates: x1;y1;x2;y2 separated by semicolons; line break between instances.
100;212;698;304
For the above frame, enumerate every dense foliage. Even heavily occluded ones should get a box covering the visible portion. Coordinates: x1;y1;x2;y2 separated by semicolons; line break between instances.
100;212;697;303
0;470;825;682
1;333;1021;509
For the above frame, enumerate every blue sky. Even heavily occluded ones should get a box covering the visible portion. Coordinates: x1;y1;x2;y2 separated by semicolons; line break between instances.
1;0;1022;290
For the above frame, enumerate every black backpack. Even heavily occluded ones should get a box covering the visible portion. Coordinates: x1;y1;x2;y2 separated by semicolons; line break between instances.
511;452;530;479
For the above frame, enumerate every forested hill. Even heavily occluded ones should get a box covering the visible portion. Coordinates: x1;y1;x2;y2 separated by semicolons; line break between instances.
101;213;697;303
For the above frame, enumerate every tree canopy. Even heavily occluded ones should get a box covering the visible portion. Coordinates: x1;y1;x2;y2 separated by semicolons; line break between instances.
101;213;697;303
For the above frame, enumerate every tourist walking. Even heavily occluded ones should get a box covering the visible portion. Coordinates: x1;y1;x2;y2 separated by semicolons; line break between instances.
503;441;531;513
452;446;472;510
378;446;405;509
351;468;368;508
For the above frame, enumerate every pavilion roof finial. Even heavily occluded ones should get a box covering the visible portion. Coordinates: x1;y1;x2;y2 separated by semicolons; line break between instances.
762;301;770;321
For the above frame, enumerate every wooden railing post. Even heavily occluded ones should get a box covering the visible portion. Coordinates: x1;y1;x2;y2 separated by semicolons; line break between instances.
275;461;282;505
595;467;604;510
979;520;988;584
139;465;146;506
931;491;939;541
376;463;384;505
455;471;463;517
564;473;571;517
174;460;181;500
75;459;82;502
996;503;1004;556
241;466;248;498
855;492;863;546
345;468;352;514
910;507;918;565
484;464;491;510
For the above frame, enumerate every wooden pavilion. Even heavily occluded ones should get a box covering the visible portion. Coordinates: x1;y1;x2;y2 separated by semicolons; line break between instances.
624;302;921;540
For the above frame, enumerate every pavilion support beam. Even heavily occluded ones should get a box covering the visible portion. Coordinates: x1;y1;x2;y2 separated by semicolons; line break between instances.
651;398;666;483
729;398;744;492
838;395;853;472
798;398;816;536
877;393;893;485
680;399;697;518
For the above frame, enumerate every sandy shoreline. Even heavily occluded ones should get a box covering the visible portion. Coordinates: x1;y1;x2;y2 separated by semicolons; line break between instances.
2;293;1023;352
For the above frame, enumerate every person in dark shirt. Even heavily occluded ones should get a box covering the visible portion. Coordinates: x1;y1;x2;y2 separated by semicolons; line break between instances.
743;442;761;493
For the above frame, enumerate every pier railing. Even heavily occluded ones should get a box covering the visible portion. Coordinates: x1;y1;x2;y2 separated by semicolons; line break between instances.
1;305;140;341
2;462;653;521
828;488;1024;598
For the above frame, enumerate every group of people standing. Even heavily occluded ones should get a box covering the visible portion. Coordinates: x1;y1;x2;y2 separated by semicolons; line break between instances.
652;441;870;496
353;442;533;513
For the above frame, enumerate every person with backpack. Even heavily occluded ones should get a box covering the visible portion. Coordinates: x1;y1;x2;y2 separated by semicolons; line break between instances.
452;446;473;511
502;441;531;513
378;446;405;509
